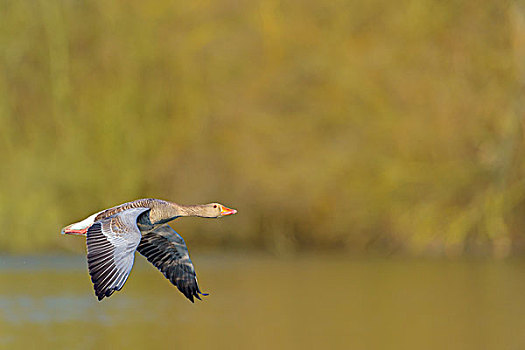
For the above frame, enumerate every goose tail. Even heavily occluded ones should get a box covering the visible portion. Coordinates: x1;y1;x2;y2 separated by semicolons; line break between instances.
61;211;103;235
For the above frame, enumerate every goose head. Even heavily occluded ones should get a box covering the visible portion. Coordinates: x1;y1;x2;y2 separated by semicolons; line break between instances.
199;203;238;218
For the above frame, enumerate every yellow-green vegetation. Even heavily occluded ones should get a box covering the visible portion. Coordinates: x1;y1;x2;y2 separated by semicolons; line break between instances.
0;0;523;255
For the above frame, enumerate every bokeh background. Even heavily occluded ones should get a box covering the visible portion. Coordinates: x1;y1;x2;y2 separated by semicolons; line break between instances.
2;1;525;349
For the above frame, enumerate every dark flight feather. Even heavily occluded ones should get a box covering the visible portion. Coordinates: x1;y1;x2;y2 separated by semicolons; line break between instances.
137;224;206;303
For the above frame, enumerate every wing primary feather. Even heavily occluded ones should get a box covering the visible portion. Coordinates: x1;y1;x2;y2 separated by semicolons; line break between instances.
137;224;206;303
86;207;150;301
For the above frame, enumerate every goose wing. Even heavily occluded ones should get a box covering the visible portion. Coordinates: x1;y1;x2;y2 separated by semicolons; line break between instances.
137;224;206;303
86;207;150;301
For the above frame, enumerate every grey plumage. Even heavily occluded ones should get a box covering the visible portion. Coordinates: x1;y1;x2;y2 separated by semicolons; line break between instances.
87;208;149;300
62;198;237;302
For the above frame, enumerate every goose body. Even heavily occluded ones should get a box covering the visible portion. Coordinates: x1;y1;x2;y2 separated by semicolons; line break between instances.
61;198;237;302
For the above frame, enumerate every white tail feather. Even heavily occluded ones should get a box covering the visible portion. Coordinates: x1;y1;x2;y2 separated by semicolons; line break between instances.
61;211;103;235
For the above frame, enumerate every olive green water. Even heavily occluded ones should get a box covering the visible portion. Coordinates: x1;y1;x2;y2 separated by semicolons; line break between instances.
1;254;525;350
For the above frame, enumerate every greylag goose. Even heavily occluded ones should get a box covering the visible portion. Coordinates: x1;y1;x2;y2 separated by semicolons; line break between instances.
61;198;237;302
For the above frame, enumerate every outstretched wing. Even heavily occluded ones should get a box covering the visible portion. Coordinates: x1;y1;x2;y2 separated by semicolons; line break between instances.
137;224;206;303
86;207;150;301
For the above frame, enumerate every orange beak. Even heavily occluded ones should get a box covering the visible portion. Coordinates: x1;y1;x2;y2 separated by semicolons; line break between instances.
220;205;237;216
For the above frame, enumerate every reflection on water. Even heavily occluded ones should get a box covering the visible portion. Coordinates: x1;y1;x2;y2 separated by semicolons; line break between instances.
1;254;525;349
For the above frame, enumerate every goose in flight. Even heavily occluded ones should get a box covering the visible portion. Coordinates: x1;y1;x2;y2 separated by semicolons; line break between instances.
61;198;237;302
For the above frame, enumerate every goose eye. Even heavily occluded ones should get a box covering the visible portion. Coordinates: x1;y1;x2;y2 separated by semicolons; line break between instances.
213;205;217;208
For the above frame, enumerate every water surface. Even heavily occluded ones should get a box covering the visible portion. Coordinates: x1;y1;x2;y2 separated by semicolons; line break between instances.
1;254;525;349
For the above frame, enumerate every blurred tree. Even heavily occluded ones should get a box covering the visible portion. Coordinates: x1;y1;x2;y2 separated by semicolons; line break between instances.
0;0;522;256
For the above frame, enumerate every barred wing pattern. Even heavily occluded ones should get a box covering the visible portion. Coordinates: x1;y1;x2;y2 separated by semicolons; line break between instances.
87;208;150;301
137;224;206;302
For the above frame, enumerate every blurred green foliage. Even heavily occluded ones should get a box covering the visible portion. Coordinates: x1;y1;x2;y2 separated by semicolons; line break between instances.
0;0;524;256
